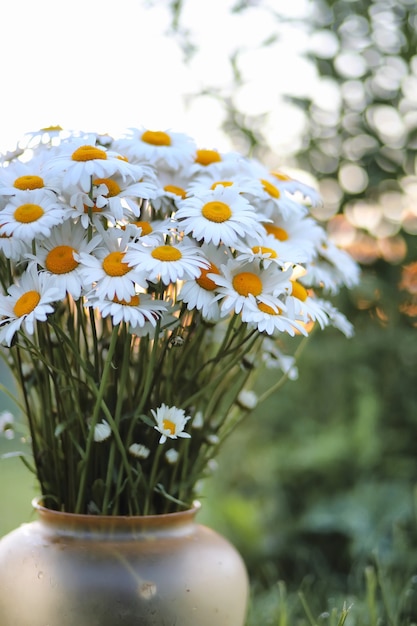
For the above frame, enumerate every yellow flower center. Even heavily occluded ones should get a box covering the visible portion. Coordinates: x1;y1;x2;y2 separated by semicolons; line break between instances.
258;302;281;315
291;281;308;302
113;294;140;306
232;272;262;297
163;418;176;434
261;178;280;198
14;203;44;223
151;245;182;262
141;130;171;146
210;181;233;189
251;246;277;258
13;290;41;317
133;221;153;235
93;178;121;197
196;263;220;291
45;245;78;274
71;145;107;162
83;203;102;214
164;184;187;198
13;175;44;190
102;251;130;277
264;224;288;241
201;201;232;223
41;125;63;132
195;149;221;166
271;171;291;181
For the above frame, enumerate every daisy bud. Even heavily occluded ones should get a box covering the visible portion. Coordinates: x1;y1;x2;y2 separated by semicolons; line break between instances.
192;411;204;429
93;420;112;442
129;443;151;459
237;390;258;410
165;448;179;464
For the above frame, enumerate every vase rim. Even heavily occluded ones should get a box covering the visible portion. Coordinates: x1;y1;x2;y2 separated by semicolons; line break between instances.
32;496;201;524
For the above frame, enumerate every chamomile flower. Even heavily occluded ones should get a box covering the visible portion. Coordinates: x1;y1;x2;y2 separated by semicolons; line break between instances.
185;162;263;197
125;235;208;286
77;227;148;300
242;298;308;337
113;127;197;170
284;280;330;329
91;170;157;217
178;243;231;322
301;240;361;294
186;147;242;176
151;403;191;444
175;185;267;247
0;189;71;241
28;221;101;299
211;258;292;317
46;136;143;192
234;235;308;269
151;170;189;214
0;232;29;261
0;156;61;196
270;170;322;207
86;291;168;328
0;268;60;346
261;213;326;264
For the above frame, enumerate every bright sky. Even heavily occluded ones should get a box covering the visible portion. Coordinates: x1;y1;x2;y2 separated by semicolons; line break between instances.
1;0;318;157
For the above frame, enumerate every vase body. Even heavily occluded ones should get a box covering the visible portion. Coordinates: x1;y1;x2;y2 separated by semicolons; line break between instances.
0;502;249;626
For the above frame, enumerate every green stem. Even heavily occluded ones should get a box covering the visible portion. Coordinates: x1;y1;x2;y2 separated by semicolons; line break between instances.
75;325;119;514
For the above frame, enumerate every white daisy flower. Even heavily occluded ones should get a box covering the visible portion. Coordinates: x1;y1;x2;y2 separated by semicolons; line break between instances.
185;163;263;198
302;240;361;294
284;281;330;329
125;217;173;242
261;213;326;264
178;243;231;322
86;291;168;328
125;235;208;286
113;127;197;170
211;258;292;317
0;232;30;261
314;299;355;338
77;227;148;301
89;170;158;218
175;185;267;247
45;136;143;193
152;175;187;215
242;298;308;337
234;235;308;269
270;170;322;207
0;189;71;241
0;268;60;346
234;157;311;220
185;147;242;176
128;443;151;459
151;403;191;444
27;221;101;299
0;155;61;196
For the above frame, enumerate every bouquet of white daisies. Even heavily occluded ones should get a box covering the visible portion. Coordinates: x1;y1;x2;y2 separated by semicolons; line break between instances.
0;126;359;515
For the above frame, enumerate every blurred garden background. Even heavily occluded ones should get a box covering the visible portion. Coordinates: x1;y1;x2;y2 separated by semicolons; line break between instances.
2;0;417;623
